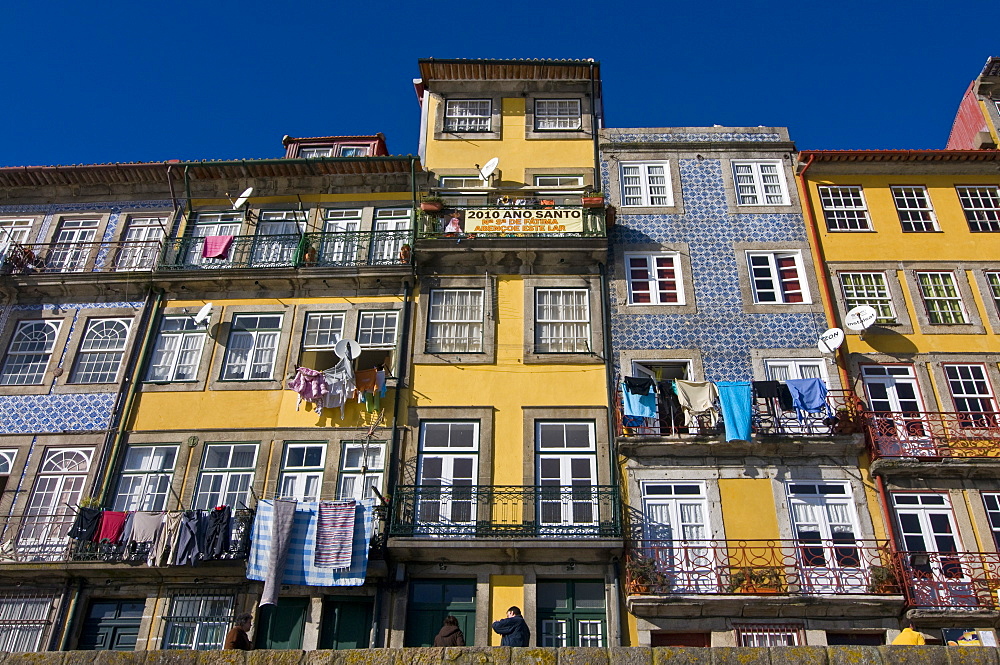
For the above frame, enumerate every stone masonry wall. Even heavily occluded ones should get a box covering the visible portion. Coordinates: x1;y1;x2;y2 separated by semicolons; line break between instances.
3;647;999;665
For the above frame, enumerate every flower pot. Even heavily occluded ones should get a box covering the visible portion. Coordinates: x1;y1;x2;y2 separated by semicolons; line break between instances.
421;201;443;212
582;196;605;208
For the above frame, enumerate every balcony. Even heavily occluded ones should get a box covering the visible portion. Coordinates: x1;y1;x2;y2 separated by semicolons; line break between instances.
865;411;1000;461
2;239;163;274
616;389;865;456
895;550;1000;611
625;539;901;618
0;510;253;565
159;230;412;270
389;485;621;563
415;205;607;239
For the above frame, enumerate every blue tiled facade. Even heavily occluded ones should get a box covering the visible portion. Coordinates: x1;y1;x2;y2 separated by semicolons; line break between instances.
606;157;826;381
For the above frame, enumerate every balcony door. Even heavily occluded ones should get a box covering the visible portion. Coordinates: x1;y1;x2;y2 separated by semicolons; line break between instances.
115;217;165;271
252;211;305;266
892;493;974;607
862;365;932;456
416;422;478;534
536;422;597;533
185;213;242;267
370;209;411;265
49;219;99;272
641;483;712;592
22;448;93;560
786;482;863;593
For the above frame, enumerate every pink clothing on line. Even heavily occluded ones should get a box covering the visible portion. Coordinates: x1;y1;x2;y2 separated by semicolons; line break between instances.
202;235;235;259
287;367;330;410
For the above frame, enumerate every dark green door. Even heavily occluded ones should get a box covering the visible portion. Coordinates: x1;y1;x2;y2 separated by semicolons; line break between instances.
319;597;373;649
257;597;308;649
77;600;144;650
405;579;476;647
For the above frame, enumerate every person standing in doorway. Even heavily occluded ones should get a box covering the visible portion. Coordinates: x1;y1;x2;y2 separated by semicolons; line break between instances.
224;612;254;650
433;615;466;646
492;606;530;646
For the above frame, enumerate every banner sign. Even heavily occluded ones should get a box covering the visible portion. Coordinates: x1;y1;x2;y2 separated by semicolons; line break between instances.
462;208;584;234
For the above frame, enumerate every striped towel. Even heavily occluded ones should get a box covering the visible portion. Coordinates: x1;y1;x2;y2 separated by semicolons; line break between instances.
315;500;356;569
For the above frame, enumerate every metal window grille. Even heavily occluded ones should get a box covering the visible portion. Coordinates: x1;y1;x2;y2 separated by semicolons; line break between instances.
0;593;56;652
957;186;1000;232
891;186;938;232
735;623;803;647
819;186;871;231
161;589;236;650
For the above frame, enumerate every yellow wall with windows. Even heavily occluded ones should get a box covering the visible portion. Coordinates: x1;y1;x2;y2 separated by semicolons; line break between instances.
718;479;780;540
489;575;524;646
422;96;594;183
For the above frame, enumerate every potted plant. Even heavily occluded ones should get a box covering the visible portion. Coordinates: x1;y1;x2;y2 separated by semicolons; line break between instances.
420;196;445;212
625;554;667;594
582;191;605;208
727;566;784;593
867;564;900;594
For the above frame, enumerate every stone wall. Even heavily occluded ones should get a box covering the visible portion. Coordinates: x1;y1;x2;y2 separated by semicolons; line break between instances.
2;647;997;665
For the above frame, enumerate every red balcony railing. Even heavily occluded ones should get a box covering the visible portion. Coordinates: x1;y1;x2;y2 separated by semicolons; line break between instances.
624;539;899;597
894;550;1000;609
864;411;1000;459
2;240;163;274
616;388;864;439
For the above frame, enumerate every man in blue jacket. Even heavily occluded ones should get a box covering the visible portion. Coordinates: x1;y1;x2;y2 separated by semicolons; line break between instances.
492;606;530;646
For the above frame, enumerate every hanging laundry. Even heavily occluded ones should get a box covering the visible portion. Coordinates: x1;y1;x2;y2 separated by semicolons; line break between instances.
315;500;357;569
287;367;329;411
94;511;129;544
150;512;182;567
786;378;833;418
248;499;376;588
674;380;720;428
355;369;378;402
752;380;795;411
204;506;232;560
128;512;164;546
173;511;201;566
202;235;234;259
376;369;387;398
621;379;657;419
717;381;753;442
322;356;356;419
118;512;136;547
261;499;297;606
656;381;686;434
68;507;101;541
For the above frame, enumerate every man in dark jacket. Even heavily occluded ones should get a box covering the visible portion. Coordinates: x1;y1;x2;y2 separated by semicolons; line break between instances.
492;606;530;646
433;615;466;646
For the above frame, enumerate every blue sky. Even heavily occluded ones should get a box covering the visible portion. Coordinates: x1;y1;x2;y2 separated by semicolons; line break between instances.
3;0;998;166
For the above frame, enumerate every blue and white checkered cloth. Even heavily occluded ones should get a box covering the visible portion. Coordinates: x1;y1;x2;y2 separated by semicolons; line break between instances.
247;498;375;587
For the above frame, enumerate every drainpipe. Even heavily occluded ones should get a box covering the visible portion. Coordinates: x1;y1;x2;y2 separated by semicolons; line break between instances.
387;279;413;499
796;154;851;391
56;578;84;650
182;165;194;236
590;63;601;190
94;288;165;502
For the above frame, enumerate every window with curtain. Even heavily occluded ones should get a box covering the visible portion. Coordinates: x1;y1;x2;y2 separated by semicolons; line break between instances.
624;253;683;305
0;595;54;652
444;100;491;132
147;316;207;382
221;314;282;380
535;289;590;353
839;272;896;323
112;445;177;511
916;272;966;324
426;289;484;353
535;99;582;130
747;252;809;304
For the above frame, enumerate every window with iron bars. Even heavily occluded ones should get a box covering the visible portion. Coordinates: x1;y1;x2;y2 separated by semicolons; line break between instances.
735;623;804;647
0;593;55;652
161;589;236;650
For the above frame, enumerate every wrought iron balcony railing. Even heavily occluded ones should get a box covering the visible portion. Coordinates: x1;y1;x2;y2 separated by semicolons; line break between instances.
158;230;412;270
389;485;620;539
625;539;899;596
616;388;864;440
895;550;1000;609
0;510;253;564
2;240;163;274
865;411;1000;460
415;205;607;239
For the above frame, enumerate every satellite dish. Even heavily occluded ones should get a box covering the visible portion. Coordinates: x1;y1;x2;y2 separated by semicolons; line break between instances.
818;327;845;354
335;338;362;360
192;303;213;326
479;157;499;181
844;305;878;331
233;187;254;210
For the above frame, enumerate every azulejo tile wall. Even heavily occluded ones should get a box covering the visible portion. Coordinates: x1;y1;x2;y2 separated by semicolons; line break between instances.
607;158;826;381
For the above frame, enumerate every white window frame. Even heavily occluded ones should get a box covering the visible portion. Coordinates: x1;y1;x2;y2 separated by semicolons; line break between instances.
439;176;487;190
732;160;790;206
818;185;871;231
299;147;333;158
944;364;997;416
533;175;584;189
746;251;811;304
426;289;484;353
839;272;896;323
49;218;100;272
891;186;938;232
115;216;166;271
338;145;370;157
619;161;672;207
764;358;828;383
982;493;1000;550
736;624;802;647
370;208;412;265
535;99;582;130
444;99;492;133
0;595;54;652
163;593;235;650
536;421;598;528
0;218;33;246
957;186;1000;232
624;253;684;305
337;440;386;501
69;318;132;384
986;271;1000;315
193;444;257;510
221;314;282;380
535;289;591;353
112;445;177;511
303;312;345;351
278;442;326;502
0;319;60;385
358;311;398;347
147;316;207;382
417;422;480;527
916;272;967;324
0;449;15;475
